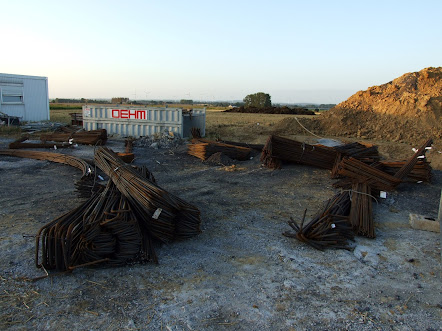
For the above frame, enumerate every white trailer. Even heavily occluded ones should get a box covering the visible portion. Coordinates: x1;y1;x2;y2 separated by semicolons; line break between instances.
0;73;49;122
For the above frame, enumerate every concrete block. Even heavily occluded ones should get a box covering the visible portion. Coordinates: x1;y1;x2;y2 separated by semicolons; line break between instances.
409;213;440;233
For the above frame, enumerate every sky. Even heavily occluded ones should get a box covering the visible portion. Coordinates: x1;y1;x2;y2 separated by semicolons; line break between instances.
1;0;441;104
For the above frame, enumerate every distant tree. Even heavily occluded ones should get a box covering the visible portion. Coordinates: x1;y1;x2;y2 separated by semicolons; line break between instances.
180;99;193;105
243;92;271;109
318;104;336;110
112;97;129;104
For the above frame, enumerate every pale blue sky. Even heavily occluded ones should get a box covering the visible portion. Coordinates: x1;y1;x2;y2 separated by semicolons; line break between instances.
1;0;441;103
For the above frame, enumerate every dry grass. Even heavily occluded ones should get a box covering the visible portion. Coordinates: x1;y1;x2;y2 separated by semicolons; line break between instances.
49;109;75;124
205;111;318;143
48;106;319;144
0;126;22;138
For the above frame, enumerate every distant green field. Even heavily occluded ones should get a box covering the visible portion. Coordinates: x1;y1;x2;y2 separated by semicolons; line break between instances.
49;104;83;110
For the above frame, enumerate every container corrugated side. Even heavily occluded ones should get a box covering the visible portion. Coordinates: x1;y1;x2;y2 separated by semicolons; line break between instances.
82;107;205;138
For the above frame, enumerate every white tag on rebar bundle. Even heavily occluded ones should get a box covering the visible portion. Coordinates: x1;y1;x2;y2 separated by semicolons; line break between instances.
98;175;104;181
380;191;387;199
425;147;432;150
331;224;336;229
69;138;74;144
417;155;425;159
412;148;418;153
152;208;162;219
54;145;57;150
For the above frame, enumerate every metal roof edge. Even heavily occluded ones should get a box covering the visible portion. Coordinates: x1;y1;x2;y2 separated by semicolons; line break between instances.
0;73;48;80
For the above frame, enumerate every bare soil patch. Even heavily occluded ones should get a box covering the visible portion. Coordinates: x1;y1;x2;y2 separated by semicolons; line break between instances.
0;135;440;330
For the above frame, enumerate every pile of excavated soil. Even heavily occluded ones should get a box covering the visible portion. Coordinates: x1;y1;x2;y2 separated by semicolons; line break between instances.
329;67;442;118
272;67;442;169
320;67;442;141
320;108;441;142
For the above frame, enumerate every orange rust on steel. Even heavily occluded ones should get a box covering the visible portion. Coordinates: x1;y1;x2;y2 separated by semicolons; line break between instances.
337;157;401;191
36;177;158;272
0;149;93;179
348;182;375;238
95;147;201;243
394;138;433;180
188;140;251;161
261;135;337;170
40;129;107;145
283;191;354;250
379;160;432;182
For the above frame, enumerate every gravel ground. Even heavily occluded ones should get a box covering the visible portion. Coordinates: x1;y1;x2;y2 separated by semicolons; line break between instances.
0;137;441;330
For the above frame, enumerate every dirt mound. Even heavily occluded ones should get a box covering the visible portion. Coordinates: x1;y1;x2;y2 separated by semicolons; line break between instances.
320;67;442;140
330;66;442;119
270;68;442;169
320;108;441;142
317;67;441;144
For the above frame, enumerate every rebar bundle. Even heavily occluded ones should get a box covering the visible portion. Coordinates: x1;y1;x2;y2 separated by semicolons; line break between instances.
348;182;375;238
36;179;157;271
95;146;201;243
217;140;264;152
331;142;381;178
9;136;71;149
336;157;402;192
283;192;354;250
188;141;251;161
0;149;93;178
261;135;338;170
334;142;380;163
394;138;433;180
40;129;107;145
378;160;432;182
190;127;202;139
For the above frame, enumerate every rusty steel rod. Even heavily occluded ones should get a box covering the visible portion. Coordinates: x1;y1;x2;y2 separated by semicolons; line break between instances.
0;149;93;179
95;146;201;243
283;192;354;250
261;135;338;170
394;138;433;180
188;140;251;161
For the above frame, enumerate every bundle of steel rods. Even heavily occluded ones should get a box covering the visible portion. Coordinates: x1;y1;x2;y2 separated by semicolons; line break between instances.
36;179;157;271
217;140;265;152
394;138;433;180
188;140;251;161
261;135;338;170
191;127;202;138
378;160;432;182
336;157;402;191
286;137;433;247
331;142;380;178
40;129;107;145
283;192;354;250
95;146;201;242
0;149;93;178
334;142;380;163
9;136;70;149
348;182;375;238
